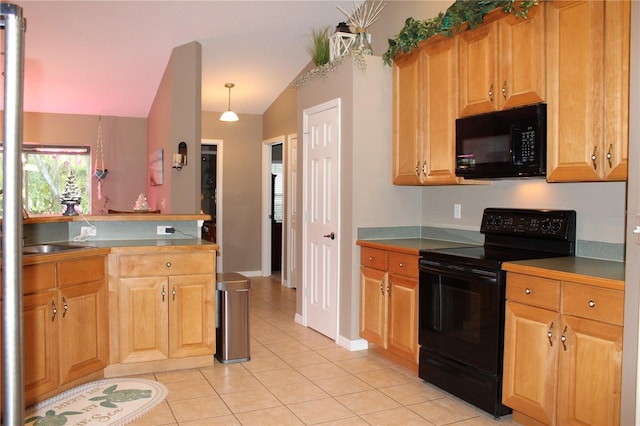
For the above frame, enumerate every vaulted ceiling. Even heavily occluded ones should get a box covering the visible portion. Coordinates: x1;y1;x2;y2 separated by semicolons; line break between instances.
14;1;358;118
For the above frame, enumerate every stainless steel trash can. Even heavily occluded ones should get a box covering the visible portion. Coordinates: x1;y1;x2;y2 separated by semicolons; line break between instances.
215;272;251;363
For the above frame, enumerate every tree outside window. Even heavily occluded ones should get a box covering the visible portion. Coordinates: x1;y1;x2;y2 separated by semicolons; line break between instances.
0;144;91;215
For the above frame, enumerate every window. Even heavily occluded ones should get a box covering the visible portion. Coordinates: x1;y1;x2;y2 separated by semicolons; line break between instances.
0;144;91;215
272;162;284;223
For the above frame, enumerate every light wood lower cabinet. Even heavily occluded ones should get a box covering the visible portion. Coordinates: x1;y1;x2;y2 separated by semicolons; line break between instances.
112;250;216;365
23;255;108;406
502;272;623;426
359;246;419;365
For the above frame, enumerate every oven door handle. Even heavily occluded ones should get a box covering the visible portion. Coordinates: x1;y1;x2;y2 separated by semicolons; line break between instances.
432;282;443;332
421;264;498;283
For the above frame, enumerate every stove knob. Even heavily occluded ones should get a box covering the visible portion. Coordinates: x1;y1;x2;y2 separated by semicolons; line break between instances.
485;216;495;229
551;220;563;234
494;216;503;228
541;218;551;233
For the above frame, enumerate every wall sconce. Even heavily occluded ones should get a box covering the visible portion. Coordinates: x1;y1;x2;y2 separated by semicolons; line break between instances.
172;141;187;171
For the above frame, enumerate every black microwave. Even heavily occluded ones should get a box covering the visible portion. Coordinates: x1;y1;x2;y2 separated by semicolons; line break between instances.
455;103;546;179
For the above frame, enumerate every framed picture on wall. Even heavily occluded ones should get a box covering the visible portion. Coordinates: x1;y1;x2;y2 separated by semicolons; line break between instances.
149;148;164;186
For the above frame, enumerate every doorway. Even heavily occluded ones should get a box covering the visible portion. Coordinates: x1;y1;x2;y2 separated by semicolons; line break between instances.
201;139;223;272
261;136;285;278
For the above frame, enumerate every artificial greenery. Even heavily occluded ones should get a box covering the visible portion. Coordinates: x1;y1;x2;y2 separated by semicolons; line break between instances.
308;26;331;67
382;0;540;66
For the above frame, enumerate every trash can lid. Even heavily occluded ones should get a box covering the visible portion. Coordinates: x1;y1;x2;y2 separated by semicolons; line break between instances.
216;272;251;291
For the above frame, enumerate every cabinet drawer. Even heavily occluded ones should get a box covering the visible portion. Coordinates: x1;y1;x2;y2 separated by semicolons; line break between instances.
388;252;418;278
57;256;106;288
24;263;56;294
360;247;387;271
119;252;215;277
506;273;560;311
562;282;624;326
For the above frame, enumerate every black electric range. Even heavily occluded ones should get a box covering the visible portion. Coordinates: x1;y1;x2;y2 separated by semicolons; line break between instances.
417;208;576;417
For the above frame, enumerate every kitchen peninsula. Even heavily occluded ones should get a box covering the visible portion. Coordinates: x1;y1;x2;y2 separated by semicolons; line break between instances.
17;213;218;407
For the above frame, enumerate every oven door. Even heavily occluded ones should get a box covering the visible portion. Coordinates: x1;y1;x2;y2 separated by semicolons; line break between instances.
419;258;506;375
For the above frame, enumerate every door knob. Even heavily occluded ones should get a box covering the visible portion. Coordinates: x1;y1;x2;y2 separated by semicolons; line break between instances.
323;232;335;240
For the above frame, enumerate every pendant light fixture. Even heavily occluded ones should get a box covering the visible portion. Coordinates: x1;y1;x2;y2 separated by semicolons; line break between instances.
219;82;239;122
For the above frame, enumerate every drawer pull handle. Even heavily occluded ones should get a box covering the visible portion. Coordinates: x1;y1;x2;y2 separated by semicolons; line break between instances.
561;326;568;351
588;300;596;308
62;296;68;318
166;261;172;268
525;288;532;295
547;322;553;347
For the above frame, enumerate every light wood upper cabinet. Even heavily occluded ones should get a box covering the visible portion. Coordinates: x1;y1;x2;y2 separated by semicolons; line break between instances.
546;0;630;182
458;4;545;116
392;34;459;186
392;48;422;185
502;272;623;426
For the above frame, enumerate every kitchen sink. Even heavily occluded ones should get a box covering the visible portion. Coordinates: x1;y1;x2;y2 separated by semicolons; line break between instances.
22;243;90;255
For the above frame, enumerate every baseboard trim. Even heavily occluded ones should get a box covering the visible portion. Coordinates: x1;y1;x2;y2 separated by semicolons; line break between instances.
294;313;304;326
337;335;368;352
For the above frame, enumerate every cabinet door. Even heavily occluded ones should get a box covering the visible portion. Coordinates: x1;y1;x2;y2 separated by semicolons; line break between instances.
498;3;545;110
386;274;418;362
392;48;422;185
458;19;498;116
58;281;108;385
502;301;559;425
168;274;215;358
421;35;459;185
602;0;630;181
557;315;622;426
359;266;387;347
119;276;169;363
24;291;59;406
546;1;605;181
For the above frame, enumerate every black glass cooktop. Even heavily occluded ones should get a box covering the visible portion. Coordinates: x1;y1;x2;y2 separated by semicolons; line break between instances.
421;245;564;270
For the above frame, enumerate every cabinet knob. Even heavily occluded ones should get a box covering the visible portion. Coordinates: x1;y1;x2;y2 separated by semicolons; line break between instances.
166;261;172;268
488;83;494;102
399;262;405;268
369;256;374;261
502;80;507;100
591;146;598;170
525;288;532;295
606;144;613;169
588;300;596;308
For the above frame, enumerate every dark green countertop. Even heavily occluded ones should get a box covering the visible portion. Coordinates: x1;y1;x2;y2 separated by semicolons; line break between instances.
356;238;477;255
503;257;625;290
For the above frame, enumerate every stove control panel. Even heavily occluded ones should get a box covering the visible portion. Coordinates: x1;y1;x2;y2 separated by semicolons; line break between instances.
481;208;576;239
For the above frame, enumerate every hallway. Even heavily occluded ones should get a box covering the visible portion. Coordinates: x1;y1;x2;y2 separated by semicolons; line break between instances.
129;276;518;425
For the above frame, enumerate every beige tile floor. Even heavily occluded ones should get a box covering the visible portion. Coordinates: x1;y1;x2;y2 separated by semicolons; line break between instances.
128;276;521;426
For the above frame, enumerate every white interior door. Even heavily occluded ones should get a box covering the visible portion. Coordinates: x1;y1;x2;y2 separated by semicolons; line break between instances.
303;99;340;340
286;133;298;289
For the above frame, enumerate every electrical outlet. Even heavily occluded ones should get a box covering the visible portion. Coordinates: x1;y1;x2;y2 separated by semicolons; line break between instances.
80;226;97;237
454;204;462;219
157;225;172;235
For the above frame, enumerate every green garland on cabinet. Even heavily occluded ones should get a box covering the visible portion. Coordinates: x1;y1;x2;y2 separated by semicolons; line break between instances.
382;0;540;66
